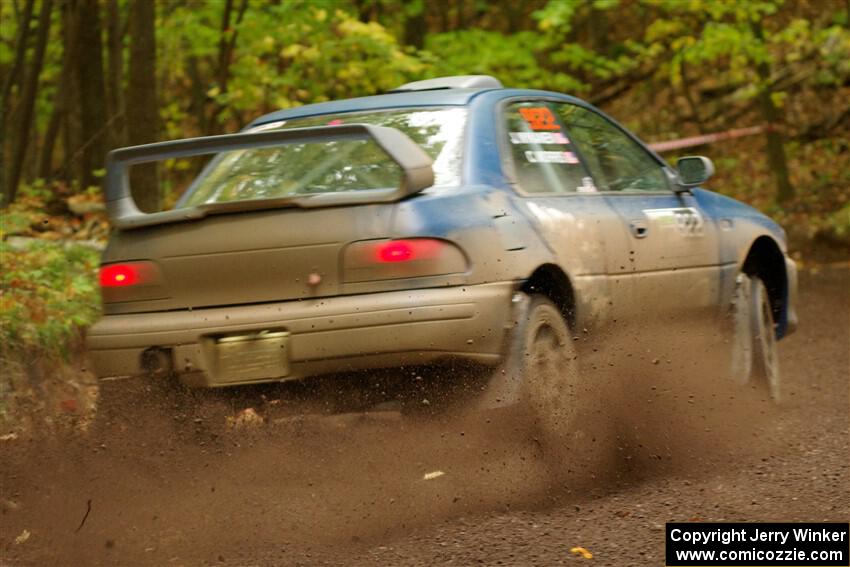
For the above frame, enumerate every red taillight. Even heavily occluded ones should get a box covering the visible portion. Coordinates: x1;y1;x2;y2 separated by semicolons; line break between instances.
99;264;143;287
344;238;467;283
377;241;414;262
375;239;441;263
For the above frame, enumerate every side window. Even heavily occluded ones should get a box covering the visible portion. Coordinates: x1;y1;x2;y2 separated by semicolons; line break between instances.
556;104;669;192
504;102;595;194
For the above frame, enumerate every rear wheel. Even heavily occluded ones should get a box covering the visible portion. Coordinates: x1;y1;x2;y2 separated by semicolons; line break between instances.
498;295;583;463
521;297;579;436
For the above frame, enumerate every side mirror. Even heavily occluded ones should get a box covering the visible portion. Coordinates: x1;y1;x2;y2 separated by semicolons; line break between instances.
676;156;715;188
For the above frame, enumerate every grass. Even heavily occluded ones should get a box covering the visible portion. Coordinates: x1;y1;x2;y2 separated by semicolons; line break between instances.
0;240;101;429
0;240;101;355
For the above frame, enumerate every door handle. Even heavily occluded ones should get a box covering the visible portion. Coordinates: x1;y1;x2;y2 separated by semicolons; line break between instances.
629;221;648;238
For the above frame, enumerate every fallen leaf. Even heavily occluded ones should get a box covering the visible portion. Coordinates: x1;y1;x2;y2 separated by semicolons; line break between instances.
570;546;593;559
15;530;31;545
226;408;265;429
423;470;445;481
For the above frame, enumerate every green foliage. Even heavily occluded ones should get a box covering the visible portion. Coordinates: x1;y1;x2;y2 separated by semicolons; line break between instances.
424;29;585;92
825;203;850;242
0;241;101;358
0;182;52;241
636;0;850;103
2;0;848;238
158;3;422;137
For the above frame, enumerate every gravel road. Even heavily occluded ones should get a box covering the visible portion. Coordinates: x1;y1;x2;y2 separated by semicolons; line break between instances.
2;265;847;566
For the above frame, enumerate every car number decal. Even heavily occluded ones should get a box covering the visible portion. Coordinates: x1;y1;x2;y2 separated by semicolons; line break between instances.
518;107;561;131
643;207;705;236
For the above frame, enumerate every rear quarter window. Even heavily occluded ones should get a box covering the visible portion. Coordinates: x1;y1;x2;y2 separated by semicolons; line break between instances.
503;102;593;194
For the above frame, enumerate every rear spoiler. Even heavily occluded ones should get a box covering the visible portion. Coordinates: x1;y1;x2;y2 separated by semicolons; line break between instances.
105;124;434;230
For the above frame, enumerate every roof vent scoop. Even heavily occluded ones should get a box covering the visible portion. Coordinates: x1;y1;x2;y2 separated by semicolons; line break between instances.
391;75;503;92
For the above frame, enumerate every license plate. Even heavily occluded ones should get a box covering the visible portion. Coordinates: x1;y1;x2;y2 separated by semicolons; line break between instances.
214;331;290;383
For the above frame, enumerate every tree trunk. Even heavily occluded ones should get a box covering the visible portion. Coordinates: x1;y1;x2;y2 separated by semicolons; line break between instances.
752;22;795;203
216;0;234;89
456;0;467;30
106;0;125;149
187;55;209;135
38;90;64;180
353;0;371;23
587;5;608;55
0;0;33;109
75;0;108;190
403;2;426;49
438;0;450;33
0;0;35;204
757;89;795;203
127;0;159;212
207;0;248;135
845;0;850;30
5;0;52;205
680;61;706;134
60;0;83;186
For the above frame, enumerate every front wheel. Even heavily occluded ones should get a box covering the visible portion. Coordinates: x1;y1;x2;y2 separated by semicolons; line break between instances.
729;273;780;401
750;276;780;401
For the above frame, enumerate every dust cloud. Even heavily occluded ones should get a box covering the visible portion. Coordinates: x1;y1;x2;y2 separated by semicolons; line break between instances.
2;312;787;566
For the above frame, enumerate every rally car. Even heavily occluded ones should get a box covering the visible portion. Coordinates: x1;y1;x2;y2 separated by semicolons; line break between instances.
86;75;797;434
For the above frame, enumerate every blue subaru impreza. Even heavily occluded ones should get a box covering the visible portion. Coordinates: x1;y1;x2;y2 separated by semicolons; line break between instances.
87;75;798;437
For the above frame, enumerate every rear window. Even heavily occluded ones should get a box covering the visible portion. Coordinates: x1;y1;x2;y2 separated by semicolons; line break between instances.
179;108;465;207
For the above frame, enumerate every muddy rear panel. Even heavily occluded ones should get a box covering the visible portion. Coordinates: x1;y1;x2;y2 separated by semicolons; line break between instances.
101;205;394;314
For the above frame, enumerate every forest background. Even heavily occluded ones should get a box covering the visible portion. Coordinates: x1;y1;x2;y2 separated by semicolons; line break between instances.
0;0;848;428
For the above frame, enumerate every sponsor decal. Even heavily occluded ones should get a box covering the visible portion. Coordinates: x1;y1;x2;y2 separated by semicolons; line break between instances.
524;150;579;164
518;107;561;131
509;131;570;145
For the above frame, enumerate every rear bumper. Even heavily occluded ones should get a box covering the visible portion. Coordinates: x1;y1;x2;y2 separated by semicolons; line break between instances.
86;282;514;387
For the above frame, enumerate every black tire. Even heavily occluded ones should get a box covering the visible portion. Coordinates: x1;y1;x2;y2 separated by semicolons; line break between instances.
499;295;581;454
728;273;780;401
728;273;754;386
750;276;781;401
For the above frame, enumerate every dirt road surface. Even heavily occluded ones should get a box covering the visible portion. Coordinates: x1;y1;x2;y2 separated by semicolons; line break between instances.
2;266;848;566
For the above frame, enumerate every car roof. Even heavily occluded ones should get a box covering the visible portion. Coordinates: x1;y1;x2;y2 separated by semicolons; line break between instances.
248;71;598;129
248;88;497;128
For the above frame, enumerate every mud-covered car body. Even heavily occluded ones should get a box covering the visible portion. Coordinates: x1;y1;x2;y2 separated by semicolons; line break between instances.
87;76;797;404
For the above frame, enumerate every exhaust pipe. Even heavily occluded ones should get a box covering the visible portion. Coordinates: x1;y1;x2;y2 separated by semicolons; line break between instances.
141;348;173;378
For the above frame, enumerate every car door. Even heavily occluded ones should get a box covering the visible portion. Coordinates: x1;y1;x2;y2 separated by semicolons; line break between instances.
555;103;721;320
500;100;632;329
